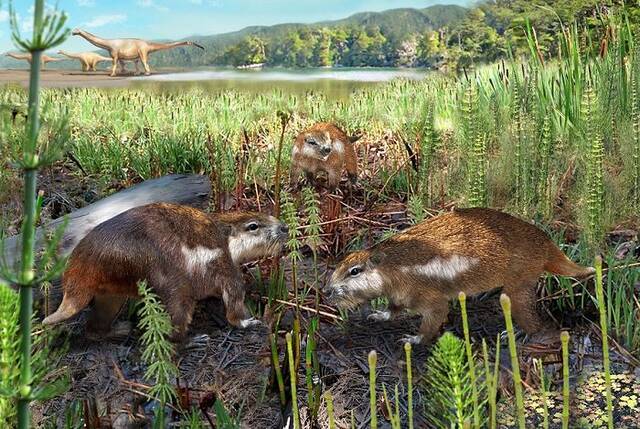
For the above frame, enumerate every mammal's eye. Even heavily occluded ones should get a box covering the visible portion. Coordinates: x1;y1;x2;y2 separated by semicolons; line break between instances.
246;222;259;231
349;267;362;276
306;138;317;146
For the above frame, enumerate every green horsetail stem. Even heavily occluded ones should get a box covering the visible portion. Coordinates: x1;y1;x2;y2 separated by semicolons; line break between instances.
458;292;480;428
499;294;525;429
560;331;570;429
368;350;378;429
325;391;336;429
482;338;500;429
269;333;286;407
404;342;414;429
595;256;614;429
286;332;300;429
535;358;549;429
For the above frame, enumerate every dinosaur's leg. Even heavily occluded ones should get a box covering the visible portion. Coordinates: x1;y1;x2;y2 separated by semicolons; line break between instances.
135;60;141;75
140;51;151;76
110;56;118;77
82;61;88;72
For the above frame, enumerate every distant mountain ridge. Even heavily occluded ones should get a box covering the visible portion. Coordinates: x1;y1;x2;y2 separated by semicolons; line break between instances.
0;4;468;69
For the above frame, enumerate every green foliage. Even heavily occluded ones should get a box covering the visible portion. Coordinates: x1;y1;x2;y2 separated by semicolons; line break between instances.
422;332;475;429
594;257;614;429
582;82;605;249
212;399;242;429
137;281;178;407
0;285;19;426
1;1;71;427
500;294;525;429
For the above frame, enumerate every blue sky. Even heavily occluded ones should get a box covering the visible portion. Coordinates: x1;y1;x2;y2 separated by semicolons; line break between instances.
2;0;472;52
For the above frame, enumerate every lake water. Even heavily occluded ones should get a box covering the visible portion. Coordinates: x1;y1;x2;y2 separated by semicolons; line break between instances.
134;67;430;98
138;67;428;83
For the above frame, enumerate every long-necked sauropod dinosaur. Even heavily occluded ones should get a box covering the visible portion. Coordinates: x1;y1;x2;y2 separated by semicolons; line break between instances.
42;203;289;339
57;50;113;72
325;207;595;344
71;29;204;77
291;122;360;191
5;52;62;69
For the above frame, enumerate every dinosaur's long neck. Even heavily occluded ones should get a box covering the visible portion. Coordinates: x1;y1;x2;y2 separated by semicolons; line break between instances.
77;30;113;51
58;51;80;59
148;41;190;53
7;52;29;60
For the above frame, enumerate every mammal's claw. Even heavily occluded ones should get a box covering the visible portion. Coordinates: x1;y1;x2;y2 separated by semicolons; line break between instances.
367;310;391;322
239;317;263;328
399;334;423;345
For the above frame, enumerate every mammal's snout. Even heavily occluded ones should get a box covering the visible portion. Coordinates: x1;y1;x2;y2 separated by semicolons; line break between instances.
279;223;289;234
320;146;332;156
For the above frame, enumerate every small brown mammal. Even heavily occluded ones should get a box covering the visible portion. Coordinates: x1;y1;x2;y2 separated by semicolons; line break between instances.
325;207;595;344
42;203;288;337
290;122;360;190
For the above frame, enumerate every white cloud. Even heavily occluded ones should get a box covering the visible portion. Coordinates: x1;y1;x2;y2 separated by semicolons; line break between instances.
0;11;8;22
83;14;127;28
77;0;96;6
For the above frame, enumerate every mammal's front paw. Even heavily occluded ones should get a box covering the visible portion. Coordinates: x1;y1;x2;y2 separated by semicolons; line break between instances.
367;310;391;322
399;334;423;345
239;317;263;328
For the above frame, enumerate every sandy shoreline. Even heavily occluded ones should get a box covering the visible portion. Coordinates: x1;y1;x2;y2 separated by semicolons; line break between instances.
0;68;186;88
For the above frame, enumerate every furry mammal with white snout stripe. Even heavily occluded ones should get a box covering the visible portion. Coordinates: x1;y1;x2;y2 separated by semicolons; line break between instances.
325;207;595;344
43;203;289;339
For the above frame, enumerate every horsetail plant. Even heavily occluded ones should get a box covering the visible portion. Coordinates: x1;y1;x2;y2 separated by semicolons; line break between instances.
302;186;323;311
286;332;300;429
0;284;19;425
137;281;179;425
0;1;71;427
381;384;401;429
304;318;321;423
582;82;605;248
499;294;525;429
458;292;480;428
368;350;378;429
324;391;335;429
404;342;414;429
269;333;286;407
560;331;570;429
595;255;614;429
482;338;500;429
534;358;549;429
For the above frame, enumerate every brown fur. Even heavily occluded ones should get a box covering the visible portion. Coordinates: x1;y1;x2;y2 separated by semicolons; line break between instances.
327;208;595;343
290;122;360;190
43;203;288;338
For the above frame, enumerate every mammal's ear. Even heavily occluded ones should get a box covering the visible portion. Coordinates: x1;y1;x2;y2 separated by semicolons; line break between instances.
368;251;385;266
349;131;362;143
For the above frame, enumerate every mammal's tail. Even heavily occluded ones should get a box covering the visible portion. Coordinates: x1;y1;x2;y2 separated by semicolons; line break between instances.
544;246;595;278
42;281;92;325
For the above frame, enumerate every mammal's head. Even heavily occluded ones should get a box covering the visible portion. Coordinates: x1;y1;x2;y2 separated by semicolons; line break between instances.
297;129;336;160
325;250;386;309
214;212;289;264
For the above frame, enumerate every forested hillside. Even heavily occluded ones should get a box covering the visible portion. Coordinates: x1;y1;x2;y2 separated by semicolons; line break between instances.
3;1;640;70
151;0;640;69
